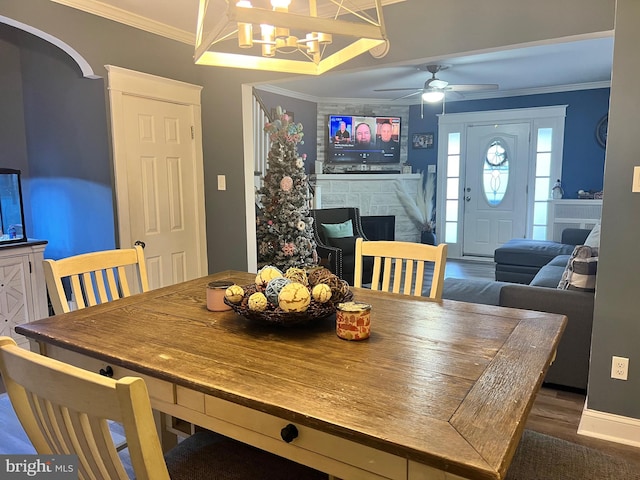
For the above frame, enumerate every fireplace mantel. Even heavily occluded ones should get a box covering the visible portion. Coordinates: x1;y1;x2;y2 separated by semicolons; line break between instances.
312;173;422;242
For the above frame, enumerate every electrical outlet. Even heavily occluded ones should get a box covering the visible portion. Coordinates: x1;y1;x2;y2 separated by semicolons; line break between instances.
611;356;629;380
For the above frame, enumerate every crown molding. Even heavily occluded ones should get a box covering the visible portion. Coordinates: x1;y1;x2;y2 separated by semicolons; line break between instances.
256;80;611;105
50;0;195;45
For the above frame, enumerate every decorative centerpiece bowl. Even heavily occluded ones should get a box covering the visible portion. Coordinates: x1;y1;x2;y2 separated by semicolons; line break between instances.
223;267;353;327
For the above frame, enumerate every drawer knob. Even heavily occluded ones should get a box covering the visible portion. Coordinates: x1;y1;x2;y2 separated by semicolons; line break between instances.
99;366;114;377
280;423;298;443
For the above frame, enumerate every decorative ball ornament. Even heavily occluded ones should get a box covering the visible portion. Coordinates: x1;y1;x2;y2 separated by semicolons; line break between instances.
248;292;268;311
265;277;291;305
255;266;283;287
280;176;293;192
225;285;245;304
278;282;311;312
284;267;308;285
312;283;332;303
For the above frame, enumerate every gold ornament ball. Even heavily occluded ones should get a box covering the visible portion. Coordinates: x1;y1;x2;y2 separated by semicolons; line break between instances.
278;282;311;312
224;285;245;304
284;267;308;285
248;292;268;311
255;266;283;287
312;283;332;303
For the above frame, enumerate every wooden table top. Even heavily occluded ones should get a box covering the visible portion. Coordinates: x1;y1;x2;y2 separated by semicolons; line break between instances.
17;271;566;480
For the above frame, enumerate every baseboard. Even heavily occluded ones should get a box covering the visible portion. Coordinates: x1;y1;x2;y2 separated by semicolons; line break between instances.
578;407;640;448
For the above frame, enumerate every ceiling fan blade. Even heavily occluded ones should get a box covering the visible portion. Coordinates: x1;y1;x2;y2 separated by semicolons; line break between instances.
392;91;422;101
447;84;499;92
374;87;422;92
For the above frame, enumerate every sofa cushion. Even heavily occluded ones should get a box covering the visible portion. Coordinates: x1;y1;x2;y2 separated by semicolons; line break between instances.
321;219;353;238
494;239;576;268
443;278;509;305
558;246;598;292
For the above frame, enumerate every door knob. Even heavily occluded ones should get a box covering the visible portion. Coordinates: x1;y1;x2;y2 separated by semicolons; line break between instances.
134;240;146;249
465;196;471;202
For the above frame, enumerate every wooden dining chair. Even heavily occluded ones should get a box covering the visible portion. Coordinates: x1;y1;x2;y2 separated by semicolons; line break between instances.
0;336;327;480
353;238;448;299
43;245;149;314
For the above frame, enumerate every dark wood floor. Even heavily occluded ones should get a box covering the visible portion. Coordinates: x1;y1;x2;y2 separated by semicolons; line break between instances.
2;258;639;465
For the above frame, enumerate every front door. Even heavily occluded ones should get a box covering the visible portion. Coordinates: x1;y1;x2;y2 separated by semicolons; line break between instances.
463;123;530;256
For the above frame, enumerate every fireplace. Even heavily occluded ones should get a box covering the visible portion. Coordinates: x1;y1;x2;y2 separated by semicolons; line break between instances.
312;173;422;242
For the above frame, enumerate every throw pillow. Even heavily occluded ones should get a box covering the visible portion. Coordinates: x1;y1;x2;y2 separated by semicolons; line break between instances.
557;245;598;292
584;223;601;248
328;236;359;255
321;219;354;239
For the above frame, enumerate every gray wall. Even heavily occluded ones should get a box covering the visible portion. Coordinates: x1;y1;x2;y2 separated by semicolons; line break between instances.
587;0;640;418
3;0;635;422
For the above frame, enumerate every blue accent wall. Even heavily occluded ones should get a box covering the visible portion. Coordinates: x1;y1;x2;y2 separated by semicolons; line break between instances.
407;88;610;199
2;25;116;260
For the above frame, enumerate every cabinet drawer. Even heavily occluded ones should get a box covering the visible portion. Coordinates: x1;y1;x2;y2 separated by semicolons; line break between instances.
203;394;405;480
43;344;174;404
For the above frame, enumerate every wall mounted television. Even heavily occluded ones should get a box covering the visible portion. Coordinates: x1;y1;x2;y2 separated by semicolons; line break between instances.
327;115;401;165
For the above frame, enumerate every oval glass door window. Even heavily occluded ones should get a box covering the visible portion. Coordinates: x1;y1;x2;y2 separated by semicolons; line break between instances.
483;139;509;206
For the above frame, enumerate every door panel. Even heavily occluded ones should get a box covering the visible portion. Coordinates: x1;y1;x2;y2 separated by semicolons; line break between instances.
463;123;530;256
122;95;200;289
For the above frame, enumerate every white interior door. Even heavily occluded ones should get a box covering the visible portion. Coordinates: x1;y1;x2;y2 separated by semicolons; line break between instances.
463;123;530;256
107;66;207;290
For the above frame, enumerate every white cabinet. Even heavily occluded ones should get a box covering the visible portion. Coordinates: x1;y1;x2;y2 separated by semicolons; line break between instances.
548;200;602;242
0;240;48;347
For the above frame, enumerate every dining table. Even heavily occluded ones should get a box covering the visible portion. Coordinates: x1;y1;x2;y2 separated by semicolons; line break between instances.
16;270;566;480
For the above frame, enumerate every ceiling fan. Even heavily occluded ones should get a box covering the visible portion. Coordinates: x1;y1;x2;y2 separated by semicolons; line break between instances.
374;64;499;103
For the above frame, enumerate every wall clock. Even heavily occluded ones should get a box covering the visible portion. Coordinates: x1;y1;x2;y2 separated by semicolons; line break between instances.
596;114;608;148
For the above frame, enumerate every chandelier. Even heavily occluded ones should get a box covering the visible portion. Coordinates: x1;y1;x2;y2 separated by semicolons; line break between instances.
195;0;390;75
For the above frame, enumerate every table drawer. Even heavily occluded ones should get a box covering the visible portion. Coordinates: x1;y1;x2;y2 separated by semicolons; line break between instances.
42;344;174;404
201;393;405;480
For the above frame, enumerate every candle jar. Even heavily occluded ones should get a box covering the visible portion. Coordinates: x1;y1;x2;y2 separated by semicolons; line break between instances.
336;302;371;340
206;281;233;311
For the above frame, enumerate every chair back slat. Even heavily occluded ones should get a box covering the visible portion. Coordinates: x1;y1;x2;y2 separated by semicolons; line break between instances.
0;337;171;480
44;245;149;314
354;239;448;299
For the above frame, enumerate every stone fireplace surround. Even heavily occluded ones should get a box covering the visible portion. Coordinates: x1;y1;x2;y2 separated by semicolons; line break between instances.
311;173;423;243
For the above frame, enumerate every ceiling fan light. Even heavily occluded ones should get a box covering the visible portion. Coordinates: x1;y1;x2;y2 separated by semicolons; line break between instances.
422;90;445;102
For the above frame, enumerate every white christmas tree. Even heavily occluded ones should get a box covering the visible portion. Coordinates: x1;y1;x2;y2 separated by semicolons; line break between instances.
256;107;316;270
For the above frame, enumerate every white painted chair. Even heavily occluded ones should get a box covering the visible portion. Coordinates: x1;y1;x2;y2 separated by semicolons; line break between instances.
43;245;149;314
353;238;448;299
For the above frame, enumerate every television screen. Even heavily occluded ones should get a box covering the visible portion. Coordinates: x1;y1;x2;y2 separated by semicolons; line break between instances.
327;115;401;165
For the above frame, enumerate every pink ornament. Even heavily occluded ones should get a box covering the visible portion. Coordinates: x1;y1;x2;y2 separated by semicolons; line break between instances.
282;242;296;256
280;176;293;191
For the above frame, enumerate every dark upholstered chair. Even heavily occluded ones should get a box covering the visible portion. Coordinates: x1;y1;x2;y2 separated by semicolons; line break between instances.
311;208;372;285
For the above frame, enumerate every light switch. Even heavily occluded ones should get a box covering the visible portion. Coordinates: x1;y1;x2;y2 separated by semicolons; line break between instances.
427;164;436;173
633;167;640;193
217;175;226;191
